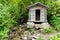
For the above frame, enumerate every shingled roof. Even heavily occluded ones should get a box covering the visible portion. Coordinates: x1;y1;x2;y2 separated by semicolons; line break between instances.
28;2;49;9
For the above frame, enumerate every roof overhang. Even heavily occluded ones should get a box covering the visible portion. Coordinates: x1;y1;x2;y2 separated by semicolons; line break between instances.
28;2;49;9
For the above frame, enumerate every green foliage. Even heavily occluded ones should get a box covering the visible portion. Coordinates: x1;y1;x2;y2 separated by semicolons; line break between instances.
48;34;60;40
0;0;21;40
37;36;42;40
28;28;34;32
50;16;60;32
43;27;53;34
47;0;60;32
0;35;3;40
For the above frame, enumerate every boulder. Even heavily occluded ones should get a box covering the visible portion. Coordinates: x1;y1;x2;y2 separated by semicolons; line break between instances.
27;22;35;28
41;22;50;29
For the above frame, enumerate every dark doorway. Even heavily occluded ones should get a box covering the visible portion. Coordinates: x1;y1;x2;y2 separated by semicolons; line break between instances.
35;9;40;20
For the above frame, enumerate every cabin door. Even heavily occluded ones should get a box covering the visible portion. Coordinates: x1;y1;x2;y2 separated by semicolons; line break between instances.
35;9;40;21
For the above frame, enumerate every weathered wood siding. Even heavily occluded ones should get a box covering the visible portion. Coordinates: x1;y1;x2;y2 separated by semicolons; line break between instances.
28;6;47;22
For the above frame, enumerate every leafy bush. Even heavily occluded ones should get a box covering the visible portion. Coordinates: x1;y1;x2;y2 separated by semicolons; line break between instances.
48;0;60;32
0;0;20;40
50;16;60;32
48;34;60;40
37;36;42;40
43;27;53;34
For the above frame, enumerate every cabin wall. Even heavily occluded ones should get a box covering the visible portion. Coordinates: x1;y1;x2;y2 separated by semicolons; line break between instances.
28;6;47;22
28;8;35;21
40;8;47;22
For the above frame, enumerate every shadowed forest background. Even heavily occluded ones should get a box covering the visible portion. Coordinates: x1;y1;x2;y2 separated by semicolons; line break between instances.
0;0;60;40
